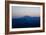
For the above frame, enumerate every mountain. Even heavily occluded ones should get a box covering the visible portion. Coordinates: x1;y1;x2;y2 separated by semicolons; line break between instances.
12;16;40;28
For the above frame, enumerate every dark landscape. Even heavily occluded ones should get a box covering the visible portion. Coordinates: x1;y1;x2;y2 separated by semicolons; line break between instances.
12;16;40;28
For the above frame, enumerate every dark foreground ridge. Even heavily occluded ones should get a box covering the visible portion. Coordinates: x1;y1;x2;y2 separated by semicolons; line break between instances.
12;16;40;28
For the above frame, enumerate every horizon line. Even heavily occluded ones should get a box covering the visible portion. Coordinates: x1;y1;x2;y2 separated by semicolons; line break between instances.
12;16;40;18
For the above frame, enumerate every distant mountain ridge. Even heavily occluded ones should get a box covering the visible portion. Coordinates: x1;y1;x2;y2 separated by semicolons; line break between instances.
12;16;40;19
12;16;40;28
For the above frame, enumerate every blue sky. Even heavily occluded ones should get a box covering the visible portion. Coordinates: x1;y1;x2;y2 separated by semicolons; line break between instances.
12;6;40;17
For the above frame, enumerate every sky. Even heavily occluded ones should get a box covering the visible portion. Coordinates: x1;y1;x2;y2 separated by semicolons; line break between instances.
12;6;40;18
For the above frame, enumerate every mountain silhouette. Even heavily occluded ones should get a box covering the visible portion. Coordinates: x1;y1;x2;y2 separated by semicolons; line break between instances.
24;16;31;18
12;16;40;28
